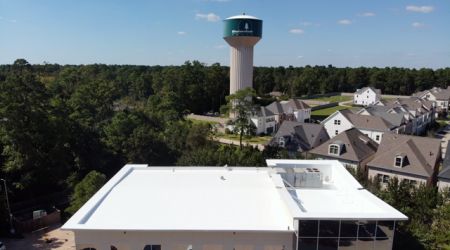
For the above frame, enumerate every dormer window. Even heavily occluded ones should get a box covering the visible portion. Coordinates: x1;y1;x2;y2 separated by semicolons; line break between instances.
329;145;339;155
394;155;404;167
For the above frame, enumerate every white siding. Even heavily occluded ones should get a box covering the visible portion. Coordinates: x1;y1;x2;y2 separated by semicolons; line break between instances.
438;180;450;191
358;129;384;144
322;112;353;138
354;88;380;106
368;168;427;187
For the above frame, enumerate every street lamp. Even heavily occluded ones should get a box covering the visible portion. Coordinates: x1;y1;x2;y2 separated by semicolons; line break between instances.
0;178;14;234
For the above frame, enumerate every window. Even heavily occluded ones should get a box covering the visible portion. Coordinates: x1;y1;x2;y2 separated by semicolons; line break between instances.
335;130;339;135
144;245;161;250
375;135;380;141
329;145;339;155
334;120;341;125
383;175;390;183
394;156;403;167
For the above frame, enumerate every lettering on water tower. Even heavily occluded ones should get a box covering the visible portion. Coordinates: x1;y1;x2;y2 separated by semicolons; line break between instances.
231;21;253;36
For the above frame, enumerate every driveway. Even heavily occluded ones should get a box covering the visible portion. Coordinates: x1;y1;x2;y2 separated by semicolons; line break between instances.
0;224;74;250
436;124;450;157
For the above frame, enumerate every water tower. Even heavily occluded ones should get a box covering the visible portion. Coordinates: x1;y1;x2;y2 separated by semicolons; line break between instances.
223;14;263;95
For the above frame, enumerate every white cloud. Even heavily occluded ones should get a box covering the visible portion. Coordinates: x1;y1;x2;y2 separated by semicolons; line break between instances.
297;55;304;59
338;19;352;25
412;22;425;28
300;21;313;26
359;12;376;17
177;31;187;35
289;28;304;34
195;13;220;22
406;5;434;13
214;44;226;49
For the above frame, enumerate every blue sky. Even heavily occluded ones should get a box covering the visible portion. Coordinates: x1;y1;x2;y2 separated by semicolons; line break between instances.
0;0;449;68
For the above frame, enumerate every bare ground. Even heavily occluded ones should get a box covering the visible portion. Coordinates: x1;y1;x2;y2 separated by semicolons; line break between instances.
0;224;74;250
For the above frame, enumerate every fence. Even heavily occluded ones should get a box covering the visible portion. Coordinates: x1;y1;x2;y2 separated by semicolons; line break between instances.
311;102;338;111
14;209;61;233
294;92;341;100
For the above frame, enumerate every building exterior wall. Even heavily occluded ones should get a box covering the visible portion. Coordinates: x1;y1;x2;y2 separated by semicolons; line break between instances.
354;89;380;106
73;230;294;250
294;109;311;122
357;129;385;144
438;179;450;190
368;168;428;186
322;113;353;138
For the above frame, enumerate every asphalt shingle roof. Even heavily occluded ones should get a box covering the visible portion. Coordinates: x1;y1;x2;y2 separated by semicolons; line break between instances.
367;133;441;178
269;121;329;152
309;128;378;162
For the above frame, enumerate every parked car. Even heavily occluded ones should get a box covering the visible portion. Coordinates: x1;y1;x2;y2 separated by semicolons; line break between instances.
0;241;6;250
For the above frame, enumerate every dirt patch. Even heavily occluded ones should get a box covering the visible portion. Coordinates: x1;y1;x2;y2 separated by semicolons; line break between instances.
0;224;74;249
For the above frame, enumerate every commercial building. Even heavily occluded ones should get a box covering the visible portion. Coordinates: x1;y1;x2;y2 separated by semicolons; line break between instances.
63;161;407;250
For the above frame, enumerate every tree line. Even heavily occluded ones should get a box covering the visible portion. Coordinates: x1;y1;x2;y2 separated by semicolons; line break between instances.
0;59;449;247
0;59;284;227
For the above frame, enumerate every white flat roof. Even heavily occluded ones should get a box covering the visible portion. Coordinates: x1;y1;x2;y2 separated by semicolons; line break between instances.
62;165;294;232
266;160;408;221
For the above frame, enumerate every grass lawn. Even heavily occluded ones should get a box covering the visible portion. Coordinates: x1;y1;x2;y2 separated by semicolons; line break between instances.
216;133;272;144
187;117;219;126
436;119;449;128
309;95;352;103
311;105;350;116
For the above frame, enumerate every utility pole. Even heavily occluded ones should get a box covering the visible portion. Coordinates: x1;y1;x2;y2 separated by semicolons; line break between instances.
0;178;14;234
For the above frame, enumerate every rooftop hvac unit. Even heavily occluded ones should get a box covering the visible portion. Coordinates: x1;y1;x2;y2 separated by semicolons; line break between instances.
293;168;323;188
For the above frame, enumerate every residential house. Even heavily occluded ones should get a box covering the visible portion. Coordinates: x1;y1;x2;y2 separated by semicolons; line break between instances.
374;97;435;135
367;133;441;187
269;121;329;153
251;99;311;135
63;161;407;250
309;128;378;171
357;106;408;134
414;87;450;113
322;109;396;143
353;87;381;106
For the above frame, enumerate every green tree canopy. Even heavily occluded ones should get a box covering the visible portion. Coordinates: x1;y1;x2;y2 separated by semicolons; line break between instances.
66;170;107;215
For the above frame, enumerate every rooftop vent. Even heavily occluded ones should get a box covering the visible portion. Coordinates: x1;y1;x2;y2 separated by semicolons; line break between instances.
293;168;323;188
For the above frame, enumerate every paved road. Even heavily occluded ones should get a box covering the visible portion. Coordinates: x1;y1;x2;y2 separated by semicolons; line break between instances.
341;92;410;99
187;114;229;124
437;124;450;157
